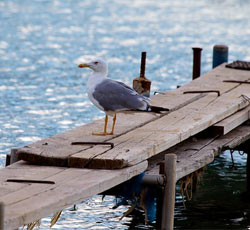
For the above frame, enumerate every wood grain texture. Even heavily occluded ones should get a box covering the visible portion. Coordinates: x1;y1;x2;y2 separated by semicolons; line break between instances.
2;65;250;229
0;160;148;230
210;105;250;135
147;125;250;181
17;64;250;169
70;85;250;169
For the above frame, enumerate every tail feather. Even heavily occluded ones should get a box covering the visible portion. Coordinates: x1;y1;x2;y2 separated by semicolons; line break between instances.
148;105;169;113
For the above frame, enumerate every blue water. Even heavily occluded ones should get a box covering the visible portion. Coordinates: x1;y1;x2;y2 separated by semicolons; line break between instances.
1;0;250;229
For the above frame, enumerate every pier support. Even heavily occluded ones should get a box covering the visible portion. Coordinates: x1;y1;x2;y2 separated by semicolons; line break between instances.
245;142;250;194
161;154;177;230
0;202;4;230
192;47;202;80
5;148;18;168
10;148;19;165
133;52;151;97
247;153;250;194
212;44;228;68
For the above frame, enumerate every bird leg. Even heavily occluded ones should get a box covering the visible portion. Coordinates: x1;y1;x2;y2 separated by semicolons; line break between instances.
110;114;116;135
92;115;116;136
92;115;109;136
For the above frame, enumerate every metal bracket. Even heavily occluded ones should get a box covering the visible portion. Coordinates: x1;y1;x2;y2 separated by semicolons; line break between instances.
183;90;220;96
154;91;165;95
71;141;114;149
6;179;55;184
223;80;250;84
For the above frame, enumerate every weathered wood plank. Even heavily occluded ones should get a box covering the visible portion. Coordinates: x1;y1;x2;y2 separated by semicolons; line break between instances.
17;64;250;168
210;105;250;135
2;65;250;229
147;125;250;181
16;90;205;166
69;84;250;169
0;161;148;230
0;163;64;197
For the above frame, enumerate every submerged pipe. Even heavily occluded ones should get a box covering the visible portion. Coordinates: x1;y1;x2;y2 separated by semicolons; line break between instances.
142;174;165;186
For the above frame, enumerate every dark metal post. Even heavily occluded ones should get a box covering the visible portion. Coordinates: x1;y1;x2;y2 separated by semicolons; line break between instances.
192;47;202;80
133;52;151;97
212;44;228;68
5;155;10;167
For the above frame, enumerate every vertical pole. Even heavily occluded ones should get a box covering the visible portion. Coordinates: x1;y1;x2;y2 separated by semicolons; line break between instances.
156;162;165;229
5;155;10;167
247;152;250;193
161;154;177;230
212;44;228;68
10;148;19;165
192;47;202;80
133;52;151;97
0;202;4;230
140;51;147;78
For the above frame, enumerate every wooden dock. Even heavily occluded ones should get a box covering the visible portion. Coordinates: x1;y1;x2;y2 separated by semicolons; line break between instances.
1;63;250;229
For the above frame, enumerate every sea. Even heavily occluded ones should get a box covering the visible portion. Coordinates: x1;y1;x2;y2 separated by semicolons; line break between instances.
1;0;250;229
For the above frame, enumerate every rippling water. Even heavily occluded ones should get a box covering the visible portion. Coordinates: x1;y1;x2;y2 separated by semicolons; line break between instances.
1;0;250;229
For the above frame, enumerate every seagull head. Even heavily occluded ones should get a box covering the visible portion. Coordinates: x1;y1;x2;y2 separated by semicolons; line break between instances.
78;59;108;75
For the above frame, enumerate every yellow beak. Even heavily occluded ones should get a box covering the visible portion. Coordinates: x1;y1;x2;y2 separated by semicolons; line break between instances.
78;63;90;68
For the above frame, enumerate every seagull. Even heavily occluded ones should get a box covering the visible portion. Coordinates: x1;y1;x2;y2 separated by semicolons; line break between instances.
78;59;169;135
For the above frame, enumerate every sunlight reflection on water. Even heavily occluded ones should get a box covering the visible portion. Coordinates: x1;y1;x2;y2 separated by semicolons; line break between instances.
1;0;250;229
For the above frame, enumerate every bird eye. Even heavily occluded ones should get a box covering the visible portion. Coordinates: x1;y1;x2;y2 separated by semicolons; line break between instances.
94;61;99;65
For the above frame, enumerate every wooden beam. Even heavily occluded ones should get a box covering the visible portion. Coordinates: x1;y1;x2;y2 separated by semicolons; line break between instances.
18;65;250;168
0;161;147;230
16;64;250;169
10;149;19;165
210;105;250;135
16;91;206;167
69;85;250;169
147;125;250;181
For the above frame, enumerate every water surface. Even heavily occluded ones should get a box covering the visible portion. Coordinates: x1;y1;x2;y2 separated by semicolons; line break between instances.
1;0;250;229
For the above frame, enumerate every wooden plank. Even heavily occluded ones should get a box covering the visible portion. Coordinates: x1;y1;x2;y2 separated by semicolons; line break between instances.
69;84;250;169
17;89;208;166
175;125;250;180
0;161;147;230
210;105;250;135
0;162;65;198
146;125;250;181
17;64;250;168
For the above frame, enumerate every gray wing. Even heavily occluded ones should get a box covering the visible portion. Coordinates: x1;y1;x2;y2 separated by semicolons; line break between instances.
92;79;150;112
